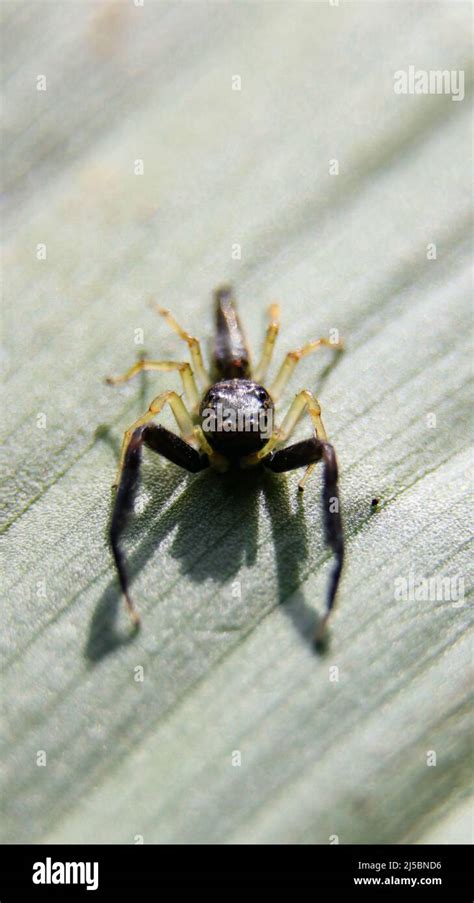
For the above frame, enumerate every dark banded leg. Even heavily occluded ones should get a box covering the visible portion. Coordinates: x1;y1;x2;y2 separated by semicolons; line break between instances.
262;437;344;646
110;424;209;625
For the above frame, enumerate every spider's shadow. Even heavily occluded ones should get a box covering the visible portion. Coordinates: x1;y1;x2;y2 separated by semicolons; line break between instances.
85;462;322;663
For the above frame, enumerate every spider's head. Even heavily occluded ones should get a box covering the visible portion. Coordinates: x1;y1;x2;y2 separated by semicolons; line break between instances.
200;379;274;458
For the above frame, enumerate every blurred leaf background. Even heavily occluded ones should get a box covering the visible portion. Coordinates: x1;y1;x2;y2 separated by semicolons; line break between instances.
1;0;472;843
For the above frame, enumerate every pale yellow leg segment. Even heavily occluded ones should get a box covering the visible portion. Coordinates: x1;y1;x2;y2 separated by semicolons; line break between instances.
114;391;194;488
253;303;280;383
240;389;327;489
279;389;327;490
270;336;344;401
239;427;280;469
192;426;230;472
278;389;327;444
153;304;211;389
106;359;200;410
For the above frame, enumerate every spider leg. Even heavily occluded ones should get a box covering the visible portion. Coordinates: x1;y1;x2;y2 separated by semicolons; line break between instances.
152;303;211;389
278;388;327;442
106;359;200;411
276;389;327;489
270;334;344;401
262;437;344;645
240;388;326;486
110;424;209;625
252;303;280;383
114;390;194;489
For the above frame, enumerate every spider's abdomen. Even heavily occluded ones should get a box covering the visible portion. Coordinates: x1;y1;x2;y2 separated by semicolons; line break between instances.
200;379;274;458
214;285;251;379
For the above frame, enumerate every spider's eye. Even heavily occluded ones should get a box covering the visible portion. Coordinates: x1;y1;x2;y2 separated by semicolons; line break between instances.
256;388;267;402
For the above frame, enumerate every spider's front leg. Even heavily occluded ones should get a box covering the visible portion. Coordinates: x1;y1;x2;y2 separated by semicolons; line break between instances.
262;436;344;646
110;423;209;626
113;390;195;489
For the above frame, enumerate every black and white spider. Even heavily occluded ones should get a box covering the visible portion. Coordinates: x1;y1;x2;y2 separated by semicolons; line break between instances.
106;285;344;645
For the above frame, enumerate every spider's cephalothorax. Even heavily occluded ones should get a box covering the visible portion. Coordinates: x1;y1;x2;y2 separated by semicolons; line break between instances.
200;379;274;458
106;285;345;645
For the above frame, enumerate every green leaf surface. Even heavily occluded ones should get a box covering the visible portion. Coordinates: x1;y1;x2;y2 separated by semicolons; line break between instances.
1;0;472;844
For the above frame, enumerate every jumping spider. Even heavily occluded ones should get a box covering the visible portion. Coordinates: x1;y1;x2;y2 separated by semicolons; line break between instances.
106;285;344;645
